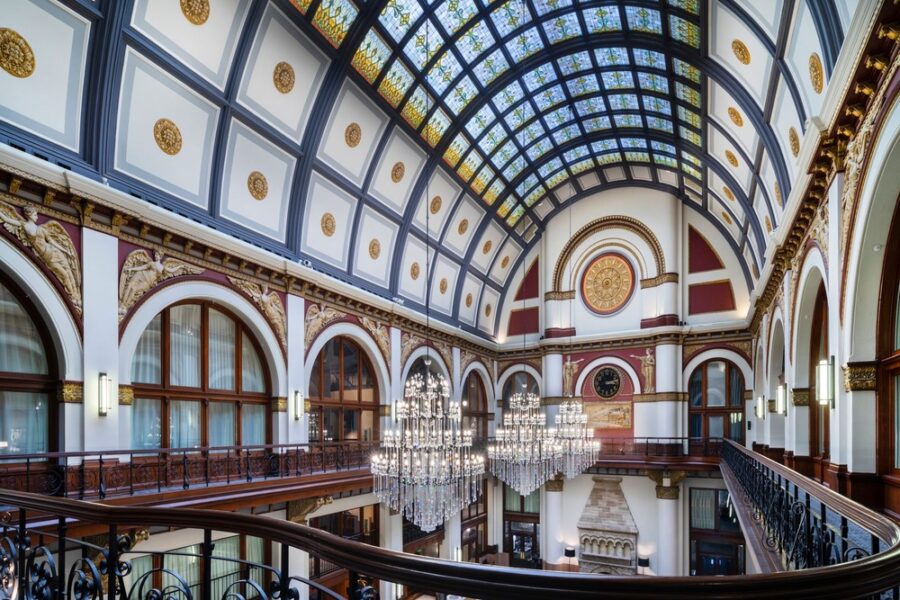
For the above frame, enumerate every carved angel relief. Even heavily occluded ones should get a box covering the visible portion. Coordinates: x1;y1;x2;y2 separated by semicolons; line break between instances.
0;201;82;313
360;316;390;365
228;277;287;349
305;303;344;348
119;249;203;321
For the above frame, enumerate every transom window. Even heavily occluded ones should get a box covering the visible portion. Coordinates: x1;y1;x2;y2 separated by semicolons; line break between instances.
0;276;55;456
307;337;378;442
130;302;270;450
688;360;744;442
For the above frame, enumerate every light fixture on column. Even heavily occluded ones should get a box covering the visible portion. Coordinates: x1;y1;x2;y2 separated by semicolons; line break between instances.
564;546;576;570
816;356;834;408
775;384;787;415
293;390;306;421
637;555;650;574
98;372;111;417
755;396;765;419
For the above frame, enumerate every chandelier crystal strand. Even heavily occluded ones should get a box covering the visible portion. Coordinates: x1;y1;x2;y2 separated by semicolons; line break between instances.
556;399;600;479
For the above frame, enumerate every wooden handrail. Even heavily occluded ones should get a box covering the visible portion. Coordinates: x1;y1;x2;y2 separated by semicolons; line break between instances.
3;480;900;599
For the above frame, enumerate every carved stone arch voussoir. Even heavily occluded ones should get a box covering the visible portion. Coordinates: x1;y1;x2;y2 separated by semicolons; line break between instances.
551;216;666;293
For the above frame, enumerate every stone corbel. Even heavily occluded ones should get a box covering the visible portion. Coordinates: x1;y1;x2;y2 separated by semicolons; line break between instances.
645;469;686;500
287;496;334;524
546;473;565;492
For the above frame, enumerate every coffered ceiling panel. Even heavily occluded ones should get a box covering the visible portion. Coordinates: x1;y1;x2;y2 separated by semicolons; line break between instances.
301;172;357;270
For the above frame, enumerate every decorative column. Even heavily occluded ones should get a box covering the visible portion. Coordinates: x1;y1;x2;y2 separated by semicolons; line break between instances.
442;513;462;561
287;497;333;600
544;474;565;565
647;470;685;576
543;352;564;399
653;343;680;438
285;293;306;444
379;507;403;600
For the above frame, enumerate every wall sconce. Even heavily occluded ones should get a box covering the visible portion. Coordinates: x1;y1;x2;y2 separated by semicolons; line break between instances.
637;554;650;575
293;390;305;421
98;372;111;417
775;384;787;416
564;546;576;570
816;357;834;408
755;396;765;419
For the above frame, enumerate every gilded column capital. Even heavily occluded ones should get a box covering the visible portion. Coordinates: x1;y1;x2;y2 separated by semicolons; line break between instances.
118;385;134;406
58;381;83;404
271;396;288;412
842;362;877;392
546;473;565;492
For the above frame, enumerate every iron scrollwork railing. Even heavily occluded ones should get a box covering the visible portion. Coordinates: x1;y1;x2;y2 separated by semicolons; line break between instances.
721;441;893;575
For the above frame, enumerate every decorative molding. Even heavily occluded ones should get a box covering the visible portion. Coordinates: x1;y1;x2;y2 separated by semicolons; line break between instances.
541;395;579;406
378;404;391;417
272;61;295;94
180;0;210;25
228;276;287;350
767;399;777;413
390;162;405;183
632;392;686;403
305;302;346;349
152;119;182;156
58;381;83;404
546;473;565;492
645;469;686;500
271;396;288;412
247;171;268;201
731;39;751;64
792;388;810;407
544;290;575;301
360;316;391;366
119;249;204;321
287;496;333;524
0;28;35;78
581;253;634;315
320;212;336;237
344;123;361;148
639;272;678;289
0;200;82;314
118;385;134;406
842;362;877;392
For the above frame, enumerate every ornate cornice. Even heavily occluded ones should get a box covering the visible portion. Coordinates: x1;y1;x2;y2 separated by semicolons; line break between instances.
767;399;777;413
632;392;686;403
545;473;565;492
271;396;288;412
843;362;877;391
541;395;579;406
286;496;333;524
645;469;686;500
639;272;679;289
118;385;134;406
58;381;83;404
544;290;575;301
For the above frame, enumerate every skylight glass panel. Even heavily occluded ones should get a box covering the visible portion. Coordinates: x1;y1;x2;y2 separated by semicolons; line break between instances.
677;105;701;128
480;122;507;155
471;164;494;194
615;114;642;128
607;94;639;111
466;104;496;139
546;106;574;128
652;141;676;154
507;101;535;130
423;108;451;146
493;139;518;167
507;205;527;227
427;50;463;95
539;157;563;178
592;139;617;153
595;151;622;165
564;145;590;164
583;6;622;32
457;21;495;63
526;137;552;160
506;27;542;62
524;186;545;207
492;0;532;36
584;116;611;132
401;85;431;128
484;179;505;204
566;74;600;97
675;82;701;107
570;158;595;174
669;15;701;48
380;0;424;43
680;126;702;146
379;59;415;107
497;196;517;217
668;0;700;14
673;58;701;83
436;0;479;35
516;174;539;197
642;95;671;115
503;155;527;180
523;64;557;91
546;168;568;188
458;149;483;181
654;154;678;168
647;116;673;132
553;124;580;145
444;133;470;166
625;151;650;162
557;51;591;76
544;12;582;43
520;120;545;144
681;151;701;166
534;84;566;112
575;97;605;116
682;163;701;179
494;81;525;113
633;49;665;69
472;49;509;85
313;0;358;47
620;138;646;148
625;6;662;34
403;19;443;70
594;47;630;67
445;75;477;115
638;72;669;94
352;29;391;83
601;71;634;89
535;0;573;15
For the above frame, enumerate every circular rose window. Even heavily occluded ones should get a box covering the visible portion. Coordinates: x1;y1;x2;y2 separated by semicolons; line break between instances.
581;253;635;315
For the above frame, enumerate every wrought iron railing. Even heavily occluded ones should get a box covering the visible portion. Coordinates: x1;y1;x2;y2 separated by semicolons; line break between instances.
0;441;376;500
722;440;899;585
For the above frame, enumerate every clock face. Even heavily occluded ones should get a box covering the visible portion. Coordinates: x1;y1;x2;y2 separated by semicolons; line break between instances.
593;367;621;399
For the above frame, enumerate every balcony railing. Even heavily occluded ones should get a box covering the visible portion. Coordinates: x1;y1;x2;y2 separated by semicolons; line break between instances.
0;441;376;500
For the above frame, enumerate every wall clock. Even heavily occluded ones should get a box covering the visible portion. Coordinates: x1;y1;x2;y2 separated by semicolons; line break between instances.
581;253;635;315
593;366;621;398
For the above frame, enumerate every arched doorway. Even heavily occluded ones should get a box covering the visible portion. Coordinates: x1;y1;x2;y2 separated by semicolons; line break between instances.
809;282;830;483
462;369;489;446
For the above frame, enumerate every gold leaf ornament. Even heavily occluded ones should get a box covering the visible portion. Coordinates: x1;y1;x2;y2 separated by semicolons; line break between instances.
0;28;35;78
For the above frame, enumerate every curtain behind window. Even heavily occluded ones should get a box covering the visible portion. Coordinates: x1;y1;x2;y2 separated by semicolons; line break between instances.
124;554;153;597
242;404;265;446
241;333;265;393
0;391;47;454
164;544;200;595
691;489;716;529
209;402;235;448
0;282;47;374
170;400;200;448
132;397;161;450
210;536;240;599
208;309;235;390
131;314;161;384
169;305;201;387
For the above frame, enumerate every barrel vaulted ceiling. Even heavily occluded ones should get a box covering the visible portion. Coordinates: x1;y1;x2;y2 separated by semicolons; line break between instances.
0;0;860;338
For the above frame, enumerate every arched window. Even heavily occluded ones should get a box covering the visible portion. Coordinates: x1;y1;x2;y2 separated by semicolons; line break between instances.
688;360;744;442
501;370;539;409
130;302;270;449
880;204;900;476
0;275;55;456
462;371;489;445
307;337;378;442
809;283;830;461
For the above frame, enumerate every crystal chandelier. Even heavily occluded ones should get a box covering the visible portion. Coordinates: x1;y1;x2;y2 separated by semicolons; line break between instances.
488;386;562;496
556;399;600;478
372;366;485;532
